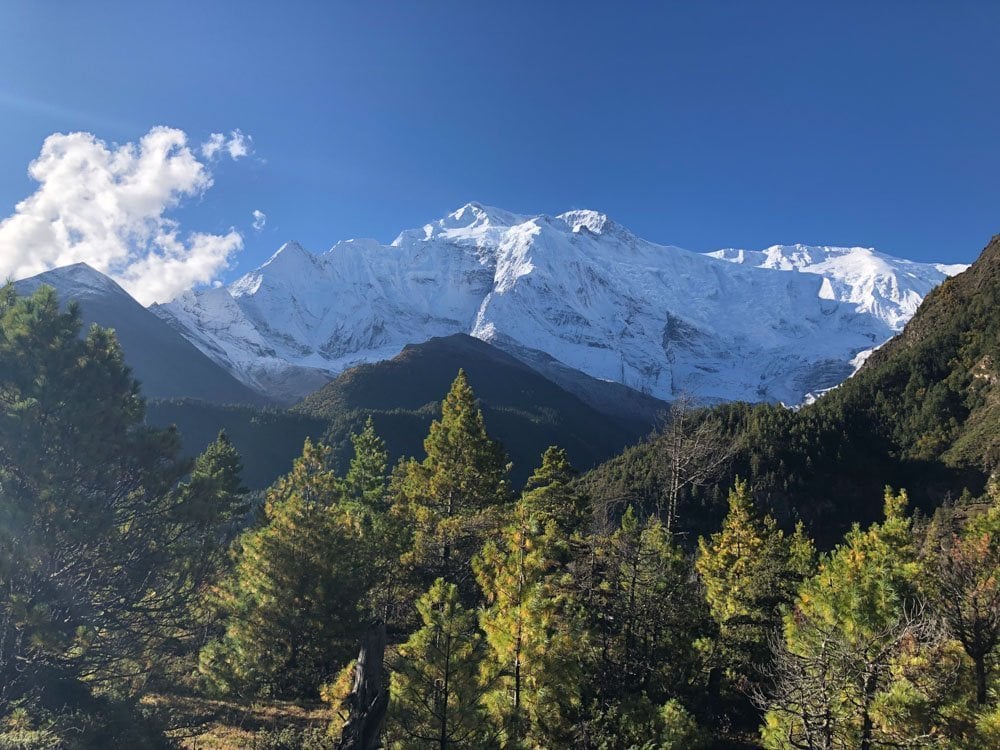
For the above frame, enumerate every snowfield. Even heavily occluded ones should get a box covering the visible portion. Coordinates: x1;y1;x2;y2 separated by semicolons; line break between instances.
153;203;964;405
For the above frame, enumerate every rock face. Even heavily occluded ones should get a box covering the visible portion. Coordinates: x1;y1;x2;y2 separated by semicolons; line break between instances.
152;203;963;406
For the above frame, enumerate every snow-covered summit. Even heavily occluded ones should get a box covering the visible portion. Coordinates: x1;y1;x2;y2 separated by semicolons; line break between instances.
706;244;966;330
153;205;962;406
20;262;131;299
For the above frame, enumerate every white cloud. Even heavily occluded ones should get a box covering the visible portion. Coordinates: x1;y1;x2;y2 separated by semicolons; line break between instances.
252;209;267;232
0;126;247;304
201;129;252;160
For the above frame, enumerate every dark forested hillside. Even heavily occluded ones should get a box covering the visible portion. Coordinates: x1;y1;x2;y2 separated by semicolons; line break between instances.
294;334;656;487
146;400;329;490
844;233;1000;469
581;236;1000;546
15;264;268;406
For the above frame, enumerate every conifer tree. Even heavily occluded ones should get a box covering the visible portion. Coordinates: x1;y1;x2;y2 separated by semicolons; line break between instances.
759;489;958;750
386;578;495;750
474;498;582;748
345;416;390;513
520;446;587;534
395;370;510;593
0;285;246;739
200;439;367;698
573;507;709;746
696;480;815;690
922;494;1000;706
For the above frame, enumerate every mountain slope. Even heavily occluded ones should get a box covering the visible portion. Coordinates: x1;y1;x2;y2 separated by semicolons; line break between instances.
145;400;328;490
155;203;960;407
839;233;1000;470
579;235;1000;546
14;263;268;405
295;333;655;487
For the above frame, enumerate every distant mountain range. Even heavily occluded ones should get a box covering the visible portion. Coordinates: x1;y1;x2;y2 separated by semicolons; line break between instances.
152;203;963;407
10;205;969;490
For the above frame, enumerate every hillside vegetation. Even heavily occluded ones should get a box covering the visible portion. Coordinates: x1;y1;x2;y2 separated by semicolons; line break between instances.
581;236;1000;546
3;233;1000;749
294;334;654;487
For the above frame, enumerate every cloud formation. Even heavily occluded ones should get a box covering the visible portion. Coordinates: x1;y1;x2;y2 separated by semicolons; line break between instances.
252;209;267;232
201;129;252;160
0;126;246;305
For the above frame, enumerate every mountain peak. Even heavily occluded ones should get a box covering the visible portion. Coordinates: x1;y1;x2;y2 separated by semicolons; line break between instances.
18;262;129;299
556;209;616;236
447;202;523;227
391;202;527;246
262;241;312;266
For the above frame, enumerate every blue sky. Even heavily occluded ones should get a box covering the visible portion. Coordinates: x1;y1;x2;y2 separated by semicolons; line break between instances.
0;1;997;299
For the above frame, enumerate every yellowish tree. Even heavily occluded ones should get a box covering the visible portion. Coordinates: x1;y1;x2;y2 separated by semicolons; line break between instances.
474;498;581;748
395;371;511;595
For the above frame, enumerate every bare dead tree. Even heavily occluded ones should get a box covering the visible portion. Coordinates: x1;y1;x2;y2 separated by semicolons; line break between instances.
334;622;389;750
656;393;738;533
753;604;954;750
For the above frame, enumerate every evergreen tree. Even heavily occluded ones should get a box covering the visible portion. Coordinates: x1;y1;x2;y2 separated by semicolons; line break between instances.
338;417;404;623
386;578;495;750
759;489;960;750
345;416;390;512
696;480;815;696
921;494;1000;706
0;285;244;742
520;446;587;534
572;507;709;747
474;499;582;748
200;439;367;698
395;370;510;593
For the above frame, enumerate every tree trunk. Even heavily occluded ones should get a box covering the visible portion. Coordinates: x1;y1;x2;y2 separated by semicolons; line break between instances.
335;623;388;750
975;654;988;705
859;671;876;750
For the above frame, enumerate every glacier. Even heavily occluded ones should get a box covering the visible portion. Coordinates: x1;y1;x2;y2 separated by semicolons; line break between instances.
152;203;964;406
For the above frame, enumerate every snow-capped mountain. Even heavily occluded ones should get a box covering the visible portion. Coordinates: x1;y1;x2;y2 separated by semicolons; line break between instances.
152;203;964;406
15;263;266;405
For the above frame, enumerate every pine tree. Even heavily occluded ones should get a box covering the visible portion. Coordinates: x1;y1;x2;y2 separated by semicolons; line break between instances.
759;489;957;750
474;499;581;748
921;494;1000;706
200;439;367;698
345;416;390;513
0;285;245;739
572;507;709;747
696;480;815;691
330;420;404;750
386;579;495;750
520;446;587;534
395;370;510;593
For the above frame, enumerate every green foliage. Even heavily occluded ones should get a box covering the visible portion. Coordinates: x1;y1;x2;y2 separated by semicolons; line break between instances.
386;579;496;749
474;496;582;748
0;285;242;738
520;446;588;534
920;490;1000;710
760;489;972;749
293;334;654;489
569;507;710;747
344;416;390;511
696;481;815;692
394;371;511;593
200;439;368;698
